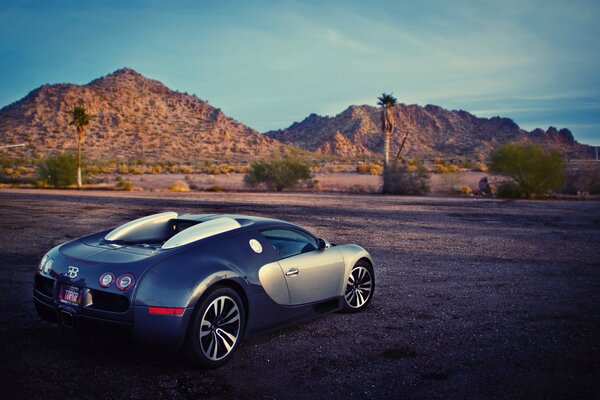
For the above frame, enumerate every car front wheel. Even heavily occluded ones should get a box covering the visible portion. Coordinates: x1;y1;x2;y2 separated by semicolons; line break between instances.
342;260;374;312
185;286;245;368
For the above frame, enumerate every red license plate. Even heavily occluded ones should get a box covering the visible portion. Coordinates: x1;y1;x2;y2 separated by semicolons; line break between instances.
59;285;82;306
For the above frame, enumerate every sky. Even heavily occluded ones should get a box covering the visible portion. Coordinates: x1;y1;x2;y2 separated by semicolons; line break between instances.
0;0;599;145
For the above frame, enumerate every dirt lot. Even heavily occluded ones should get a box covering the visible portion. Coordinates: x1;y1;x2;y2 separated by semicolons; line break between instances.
1;189;599;400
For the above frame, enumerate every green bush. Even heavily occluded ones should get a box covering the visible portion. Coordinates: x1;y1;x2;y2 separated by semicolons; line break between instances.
496;181;522;198
37;153;83;187
244;156;311;192
490;143;565;198
382;164;430;195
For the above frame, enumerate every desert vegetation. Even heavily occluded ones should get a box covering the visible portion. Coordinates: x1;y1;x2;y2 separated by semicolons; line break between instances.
244;154;312;191
490;142;565;198
36;153;82;187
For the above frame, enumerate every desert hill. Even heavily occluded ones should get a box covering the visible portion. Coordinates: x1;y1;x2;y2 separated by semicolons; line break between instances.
265;104;593;160
0;68;593;163
0;68;285;161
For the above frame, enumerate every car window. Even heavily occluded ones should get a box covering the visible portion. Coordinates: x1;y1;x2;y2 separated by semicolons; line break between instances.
260;228;318;259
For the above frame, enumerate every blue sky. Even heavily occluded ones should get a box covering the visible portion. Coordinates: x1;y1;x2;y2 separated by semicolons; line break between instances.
1;0;599;144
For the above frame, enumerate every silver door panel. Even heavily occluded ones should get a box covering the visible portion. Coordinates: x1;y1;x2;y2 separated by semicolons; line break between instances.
278;248;345;305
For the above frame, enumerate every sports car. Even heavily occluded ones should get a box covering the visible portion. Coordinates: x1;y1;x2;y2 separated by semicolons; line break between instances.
33;212;375;367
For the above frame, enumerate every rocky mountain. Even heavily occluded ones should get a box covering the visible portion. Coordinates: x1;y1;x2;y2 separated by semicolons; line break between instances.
265;104;593;160
0;68;285;161
0;68;593;163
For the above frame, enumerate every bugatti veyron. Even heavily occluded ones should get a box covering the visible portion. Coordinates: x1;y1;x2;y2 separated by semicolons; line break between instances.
33;212;375;367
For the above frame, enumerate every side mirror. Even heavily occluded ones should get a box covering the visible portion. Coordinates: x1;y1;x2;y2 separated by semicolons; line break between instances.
317;238;331;249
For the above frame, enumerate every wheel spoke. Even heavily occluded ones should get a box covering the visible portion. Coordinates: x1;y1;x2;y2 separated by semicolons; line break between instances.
211;332;219;359
356;290;366;306
345;289;355;301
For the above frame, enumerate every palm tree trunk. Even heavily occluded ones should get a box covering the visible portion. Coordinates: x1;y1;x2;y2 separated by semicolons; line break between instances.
77;127;82;187
384;130;390;169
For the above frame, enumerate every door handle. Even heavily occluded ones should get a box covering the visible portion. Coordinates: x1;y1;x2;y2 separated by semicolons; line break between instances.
285;268;299;276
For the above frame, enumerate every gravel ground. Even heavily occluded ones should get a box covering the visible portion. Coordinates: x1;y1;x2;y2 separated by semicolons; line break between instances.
1;189;599;400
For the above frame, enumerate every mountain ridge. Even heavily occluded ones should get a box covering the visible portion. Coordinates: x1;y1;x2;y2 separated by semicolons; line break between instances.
0;67;593;162
264;103;591;159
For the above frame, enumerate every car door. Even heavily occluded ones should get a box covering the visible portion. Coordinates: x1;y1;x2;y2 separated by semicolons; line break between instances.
260;228;345;305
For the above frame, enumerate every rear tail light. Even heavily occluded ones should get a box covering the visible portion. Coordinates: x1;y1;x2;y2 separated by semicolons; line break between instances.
148;307;185;315
99;272;115;288
115;273;136;291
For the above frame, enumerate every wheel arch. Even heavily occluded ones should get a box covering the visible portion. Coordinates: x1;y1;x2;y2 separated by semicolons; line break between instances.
187;277;250;337
334;244;374;296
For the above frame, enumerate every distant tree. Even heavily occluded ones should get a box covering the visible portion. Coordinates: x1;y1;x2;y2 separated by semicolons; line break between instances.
244;154;311;192
69;105;92;187
490;142;565;198
377;93;397;169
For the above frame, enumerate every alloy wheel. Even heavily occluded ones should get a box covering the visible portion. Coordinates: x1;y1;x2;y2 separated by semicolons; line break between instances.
344;266;373;309
199;295;241;361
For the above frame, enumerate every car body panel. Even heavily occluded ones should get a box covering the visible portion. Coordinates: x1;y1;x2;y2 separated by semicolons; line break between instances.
277;247;345;305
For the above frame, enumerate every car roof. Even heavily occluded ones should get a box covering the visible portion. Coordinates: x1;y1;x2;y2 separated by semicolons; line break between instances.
176;213;297;230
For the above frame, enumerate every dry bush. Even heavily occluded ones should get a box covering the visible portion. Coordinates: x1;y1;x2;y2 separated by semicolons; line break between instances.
179;165;195;174
382;164;430;195
168;181;190;192
476;162;488;172
115;179;134;191
458;185;473;195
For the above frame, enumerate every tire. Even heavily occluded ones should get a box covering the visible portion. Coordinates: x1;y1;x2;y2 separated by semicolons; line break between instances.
342;260;375;313
185;286;245;368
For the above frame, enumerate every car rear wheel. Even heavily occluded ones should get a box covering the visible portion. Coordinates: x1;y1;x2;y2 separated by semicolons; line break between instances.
185;286;245;368
342;260;374;312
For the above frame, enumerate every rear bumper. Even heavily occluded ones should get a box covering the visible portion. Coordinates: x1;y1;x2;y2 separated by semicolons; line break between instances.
34;288;192;352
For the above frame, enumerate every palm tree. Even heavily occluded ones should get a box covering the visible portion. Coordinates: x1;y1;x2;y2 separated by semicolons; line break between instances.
69;105;91;187
377;93;397;169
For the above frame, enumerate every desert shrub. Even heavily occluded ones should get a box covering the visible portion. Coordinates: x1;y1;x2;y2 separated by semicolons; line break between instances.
115;179;134;191
382;164;430;195
168;181;190;192
129;165;145;175
117;164;130;174
205;185;225;192
218;164;232;174
244;155;311;192
475;162;488;173
37;153;82;187
435;164;449;174
496;181;522;198
564;163;600;195
86;165;101;175
357;163;383;175
490;143;565;198
179;164;195;174
458;185;473;195
356;164;370;174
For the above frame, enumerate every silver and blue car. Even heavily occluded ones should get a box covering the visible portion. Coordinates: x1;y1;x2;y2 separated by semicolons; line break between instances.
33;212;375;367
